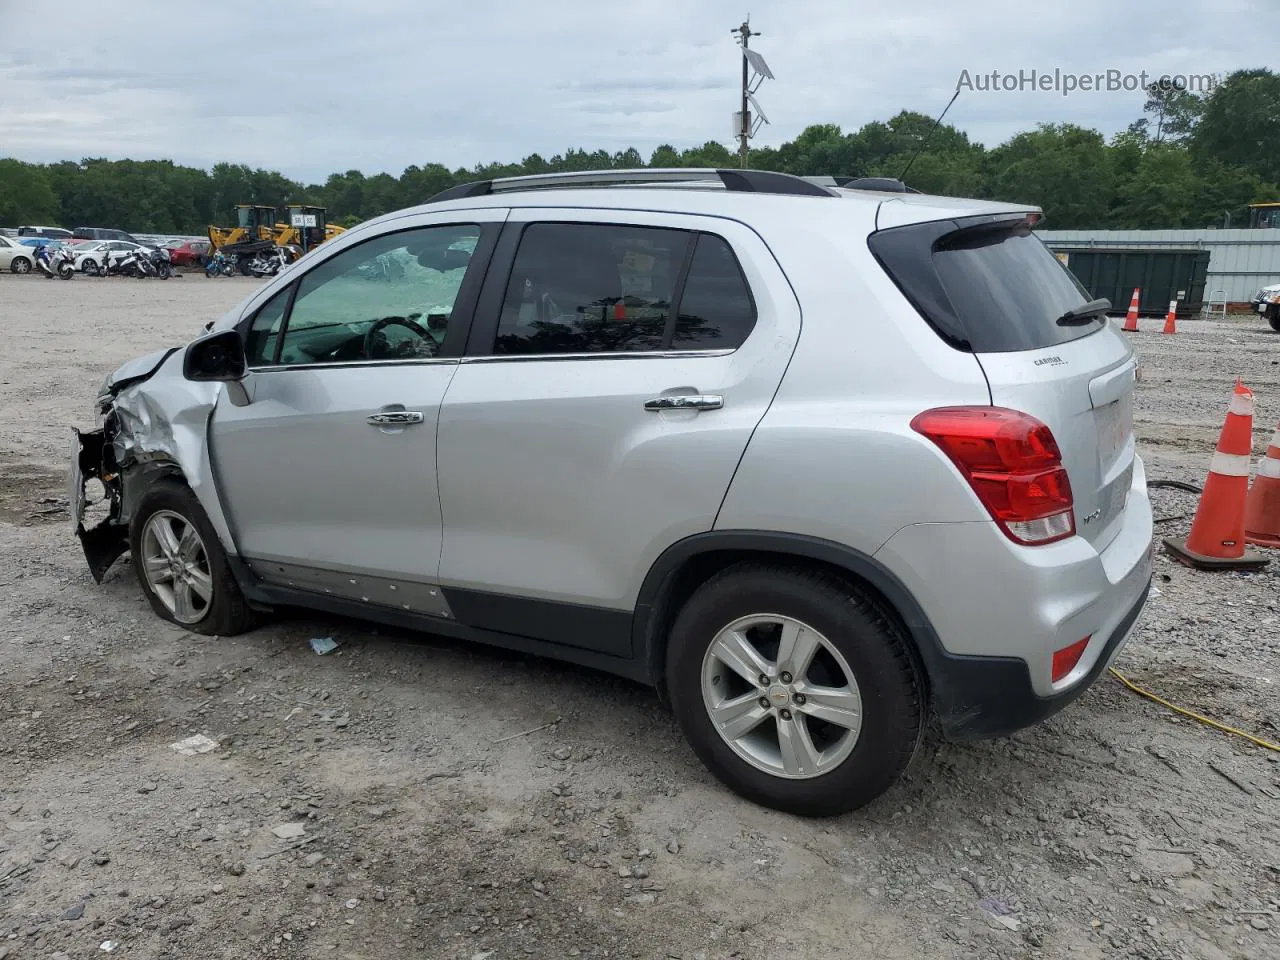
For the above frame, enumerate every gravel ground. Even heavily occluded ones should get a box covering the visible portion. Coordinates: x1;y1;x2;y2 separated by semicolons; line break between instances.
1;275;1278;960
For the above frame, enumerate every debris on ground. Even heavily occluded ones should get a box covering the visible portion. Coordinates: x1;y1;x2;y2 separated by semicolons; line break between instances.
309;636;339;655
169;733;218;756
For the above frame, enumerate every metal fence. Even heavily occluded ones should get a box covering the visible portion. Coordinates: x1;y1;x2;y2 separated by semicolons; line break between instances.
1039;229;1280;305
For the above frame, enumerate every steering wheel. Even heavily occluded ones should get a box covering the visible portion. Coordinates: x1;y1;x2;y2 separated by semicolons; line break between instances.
363;316;433;359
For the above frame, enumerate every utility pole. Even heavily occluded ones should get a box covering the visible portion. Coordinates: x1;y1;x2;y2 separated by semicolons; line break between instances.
733;19;759;168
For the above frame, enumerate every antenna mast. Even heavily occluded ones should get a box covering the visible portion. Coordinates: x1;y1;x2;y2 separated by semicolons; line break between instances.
732;18;772;168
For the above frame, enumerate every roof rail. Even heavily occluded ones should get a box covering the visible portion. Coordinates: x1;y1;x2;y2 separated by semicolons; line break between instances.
426;168;838;203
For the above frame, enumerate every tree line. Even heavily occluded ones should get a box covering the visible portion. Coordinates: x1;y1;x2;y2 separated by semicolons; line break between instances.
0;68;1275;235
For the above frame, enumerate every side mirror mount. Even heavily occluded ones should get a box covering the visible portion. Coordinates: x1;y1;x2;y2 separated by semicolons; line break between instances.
184;330;250;405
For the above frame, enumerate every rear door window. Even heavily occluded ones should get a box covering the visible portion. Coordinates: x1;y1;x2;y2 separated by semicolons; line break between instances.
494;223;685;355
870;217;1099;353
488;223;757;355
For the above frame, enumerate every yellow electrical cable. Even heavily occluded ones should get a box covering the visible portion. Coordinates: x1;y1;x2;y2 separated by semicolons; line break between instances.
1109;667;1280;753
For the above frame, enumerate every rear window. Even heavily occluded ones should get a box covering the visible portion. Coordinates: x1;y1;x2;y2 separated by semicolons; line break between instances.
869;216;1099;353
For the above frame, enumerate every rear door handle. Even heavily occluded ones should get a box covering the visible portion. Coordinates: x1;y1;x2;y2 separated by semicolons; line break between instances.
644;395;723;412
367;411;425;426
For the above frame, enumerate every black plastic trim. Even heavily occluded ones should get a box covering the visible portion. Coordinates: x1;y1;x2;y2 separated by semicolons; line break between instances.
223;559;647;681
714;169;836;197
441;587;633;658
463;221;524;356
427;181;495;203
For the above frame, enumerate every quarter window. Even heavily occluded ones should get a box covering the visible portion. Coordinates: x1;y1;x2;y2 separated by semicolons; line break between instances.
274;224;481;366
672;234;757;350
491;223;756;355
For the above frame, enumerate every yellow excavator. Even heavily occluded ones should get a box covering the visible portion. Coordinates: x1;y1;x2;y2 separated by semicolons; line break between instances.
274;205;345;253
1248;202;1280;229
207;204;345;274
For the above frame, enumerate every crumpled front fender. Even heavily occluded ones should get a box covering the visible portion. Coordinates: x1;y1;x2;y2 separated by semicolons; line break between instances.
73;348;239;581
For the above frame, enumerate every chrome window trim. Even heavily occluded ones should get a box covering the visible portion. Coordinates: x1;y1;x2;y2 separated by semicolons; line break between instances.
245;349;734;373
246;357;461;373
459;348;735;364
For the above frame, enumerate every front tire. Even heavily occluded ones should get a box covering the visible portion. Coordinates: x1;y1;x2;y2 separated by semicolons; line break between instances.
11;256;31;274
129;480;255;636
1268;309;1280;333
666;564;922;817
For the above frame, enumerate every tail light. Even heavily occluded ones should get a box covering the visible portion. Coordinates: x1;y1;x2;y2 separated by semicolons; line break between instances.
910;406;1075;545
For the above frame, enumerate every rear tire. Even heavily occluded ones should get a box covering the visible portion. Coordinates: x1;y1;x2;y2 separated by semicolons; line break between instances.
129;480;256;636
666;564;922;817
11;256;30;274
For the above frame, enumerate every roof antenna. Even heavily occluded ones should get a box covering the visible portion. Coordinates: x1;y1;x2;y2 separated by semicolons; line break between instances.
898;81;962;182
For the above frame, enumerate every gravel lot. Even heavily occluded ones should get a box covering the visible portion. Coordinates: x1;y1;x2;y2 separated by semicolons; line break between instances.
1;275;1278;960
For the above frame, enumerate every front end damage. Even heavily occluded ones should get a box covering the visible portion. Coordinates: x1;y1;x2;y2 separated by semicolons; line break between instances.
71;347;234;583
71;420;129;583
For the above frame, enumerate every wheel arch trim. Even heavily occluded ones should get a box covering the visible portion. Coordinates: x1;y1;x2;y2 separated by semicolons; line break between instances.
633;530;948;693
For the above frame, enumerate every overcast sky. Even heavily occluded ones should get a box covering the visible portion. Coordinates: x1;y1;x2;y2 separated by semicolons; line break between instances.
1;0;1273;183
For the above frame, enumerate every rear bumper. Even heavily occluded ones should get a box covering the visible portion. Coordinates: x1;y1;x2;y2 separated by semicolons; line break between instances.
874;454;1154;738
923;579;1149;739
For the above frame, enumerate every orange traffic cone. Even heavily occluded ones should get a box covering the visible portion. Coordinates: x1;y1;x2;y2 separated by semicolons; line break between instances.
1165;381;1269;570
1244;425;1280;548
1162;300;1178;335
1122;288;1140;332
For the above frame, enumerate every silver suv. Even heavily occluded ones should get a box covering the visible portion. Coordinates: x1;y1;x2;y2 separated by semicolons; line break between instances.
71;169;1153;816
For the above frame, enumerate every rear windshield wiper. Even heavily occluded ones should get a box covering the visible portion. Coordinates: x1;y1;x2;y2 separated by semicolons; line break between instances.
1056;298;1111;326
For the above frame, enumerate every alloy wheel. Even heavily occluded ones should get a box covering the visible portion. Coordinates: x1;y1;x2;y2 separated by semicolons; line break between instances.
140;510;214;624
701;614;863;779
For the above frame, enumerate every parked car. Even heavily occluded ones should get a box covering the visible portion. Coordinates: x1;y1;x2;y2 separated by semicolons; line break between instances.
18;226;69;239
18;225;73;240
1252;282;1280;331
70;169;1153;817
0;234;35;273
74;240;155;275
74;227;142;243
16;237;68;249
166;239;211;267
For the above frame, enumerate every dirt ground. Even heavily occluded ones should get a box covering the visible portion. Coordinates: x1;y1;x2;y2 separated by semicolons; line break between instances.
1;274;1278;960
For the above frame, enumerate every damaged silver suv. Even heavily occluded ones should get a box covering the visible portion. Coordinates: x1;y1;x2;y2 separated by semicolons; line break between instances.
72;169;1152;817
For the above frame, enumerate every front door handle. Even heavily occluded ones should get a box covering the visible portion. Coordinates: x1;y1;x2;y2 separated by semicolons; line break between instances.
644;394;723;412
367;411;425;426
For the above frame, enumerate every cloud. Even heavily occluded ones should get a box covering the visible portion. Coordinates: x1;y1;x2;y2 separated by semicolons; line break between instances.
0;0;1274;181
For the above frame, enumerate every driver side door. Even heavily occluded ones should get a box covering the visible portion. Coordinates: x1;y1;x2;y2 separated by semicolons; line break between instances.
208;212;504;613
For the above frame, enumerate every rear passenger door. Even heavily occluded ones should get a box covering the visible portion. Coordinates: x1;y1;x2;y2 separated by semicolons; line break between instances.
435;210;801;658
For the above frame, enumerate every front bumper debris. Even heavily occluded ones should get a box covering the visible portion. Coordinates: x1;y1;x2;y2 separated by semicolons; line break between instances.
70;426;128;583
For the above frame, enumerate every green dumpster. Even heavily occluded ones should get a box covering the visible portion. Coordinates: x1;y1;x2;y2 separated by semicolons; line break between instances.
1047;246;1210;318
